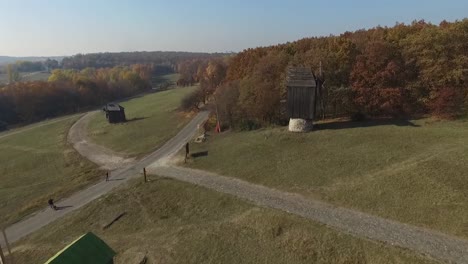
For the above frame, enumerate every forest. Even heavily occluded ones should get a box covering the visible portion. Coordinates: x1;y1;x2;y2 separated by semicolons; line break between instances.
0;51;224;129
0;65;152;128
180;19;468;129
1;20;467;130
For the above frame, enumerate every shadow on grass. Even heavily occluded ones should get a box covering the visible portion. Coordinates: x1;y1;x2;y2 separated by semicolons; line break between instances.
103;212;127;230
148;176;174;182
56;206;73;211
315;119;420;131
191;151;209;158
107;178;125;182
126;117;148;123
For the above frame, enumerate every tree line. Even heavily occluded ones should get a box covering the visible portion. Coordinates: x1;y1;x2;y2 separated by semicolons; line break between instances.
0;59;60;73
184;19;468;130
61;51;229;70
0;65;152;128
0;51;226;129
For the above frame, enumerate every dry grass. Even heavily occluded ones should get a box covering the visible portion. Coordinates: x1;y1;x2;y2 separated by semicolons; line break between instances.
12;177;436;264
87;85;198;158
185;118;468;238
0;116;101;225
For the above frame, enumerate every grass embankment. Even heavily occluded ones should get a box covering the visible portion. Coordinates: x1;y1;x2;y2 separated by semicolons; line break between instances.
13;177;434;264
186;118;468;238
0;116;101;225
87;85;197;158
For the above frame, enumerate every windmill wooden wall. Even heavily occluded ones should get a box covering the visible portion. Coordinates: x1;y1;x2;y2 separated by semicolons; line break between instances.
286;67;317;120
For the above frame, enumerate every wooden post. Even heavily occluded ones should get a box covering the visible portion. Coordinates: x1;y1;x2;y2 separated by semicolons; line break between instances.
0;243;6;264
185;142;189;163
143;168;147;183
1;230;12;264
105;172;109;182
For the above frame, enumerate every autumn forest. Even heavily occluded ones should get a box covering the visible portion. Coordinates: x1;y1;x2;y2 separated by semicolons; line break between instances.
1;19;467;130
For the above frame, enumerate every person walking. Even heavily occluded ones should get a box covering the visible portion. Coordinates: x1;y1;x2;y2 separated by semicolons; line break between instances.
48;198;57;210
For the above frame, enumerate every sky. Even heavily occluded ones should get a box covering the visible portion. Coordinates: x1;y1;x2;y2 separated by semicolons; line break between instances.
0;0;467;57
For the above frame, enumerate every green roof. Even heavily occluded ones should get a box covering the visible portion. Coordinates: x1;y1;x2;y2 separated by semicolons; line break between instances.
44;232;116;264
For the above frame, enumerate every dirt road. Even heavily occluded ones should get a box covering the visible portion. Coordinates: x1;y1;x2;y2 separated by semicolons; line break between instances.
5;109;468;263
1;111;209;246
148;166;468;264
68;111;135;170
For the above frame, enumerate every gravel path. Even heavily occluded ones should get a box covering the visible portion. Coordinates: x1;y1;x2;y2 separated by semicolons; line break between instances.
147;166;468;264
68;111;135;170
5;108;468;264
1;111;209;246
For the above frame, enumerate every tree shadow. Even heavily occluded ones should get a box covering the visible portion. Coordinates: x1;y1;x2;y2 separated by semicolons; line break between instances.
126;117;148;123
103;212;127;230
315;119;420;131
190;151;209;158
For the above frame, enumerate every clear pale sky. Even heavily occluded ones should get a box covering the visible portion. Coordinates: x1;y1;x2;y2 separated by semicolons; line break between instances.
0;0;467;56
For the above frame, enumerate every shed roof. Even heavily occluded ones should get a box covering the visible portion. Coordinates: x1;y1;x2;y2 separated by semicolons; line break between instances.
105;103;123;112
44;232;116;264
286;67;316;88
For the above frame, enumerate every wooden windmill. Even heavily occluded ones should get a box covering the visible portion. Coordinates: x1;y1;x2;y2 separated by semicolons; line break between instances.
286;66;323;132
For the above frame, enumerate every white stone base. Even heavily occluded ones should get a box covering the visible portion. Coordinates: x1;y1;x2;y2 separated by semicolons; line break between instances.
288;118;313;132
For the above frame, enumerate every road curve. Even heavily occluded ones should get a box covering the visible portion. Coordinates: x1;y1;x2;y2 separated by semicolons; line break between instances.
7;109;468;264
68;111;135;170
1;111;209;246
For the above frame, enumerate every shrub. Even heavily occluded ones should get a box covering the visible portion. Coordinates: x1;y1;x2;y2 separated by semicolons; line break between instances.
0;120;8;132
351;112;366;122
238;119;260;131
180;88;204;111
429;87;464;119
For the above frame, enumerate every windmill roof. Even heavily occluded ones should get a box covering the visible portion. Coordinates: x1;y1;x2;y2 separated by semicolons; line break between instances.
105;103;123;112
286;67;316;87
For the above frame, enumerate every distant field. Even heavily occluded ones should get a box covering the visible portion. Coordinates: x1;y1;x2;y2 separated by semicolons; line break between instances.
0;116;101;225
21;71;51;81
185;118;468;238
0;71;51;84
151;73;179;88
12;178;434;264
87;85;197;157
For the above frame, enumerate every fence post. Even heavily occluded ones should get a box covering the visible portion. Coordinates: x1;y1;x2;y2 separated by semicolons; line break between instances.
143;168;147;183
106;172;109;182
1;230;12;264
0;243;6;264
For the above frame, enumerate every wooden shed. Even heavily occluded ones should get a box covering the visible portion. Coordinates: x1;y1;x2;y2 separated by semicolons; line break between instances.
103;103;126;124
286;67;318;132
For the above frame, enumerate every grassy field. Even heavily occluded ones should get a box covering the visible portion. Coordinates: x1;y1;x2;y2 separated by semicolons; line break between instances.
0;71;51;84
151;73;179;88
0;116;101;225
21;71;51;81
87;85;197;157
12;177;435;264
185;118;468;238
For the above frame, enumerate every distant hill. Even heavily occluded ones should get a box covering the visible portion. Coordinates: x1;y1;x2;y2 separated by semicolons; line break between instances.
0;56;64;65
